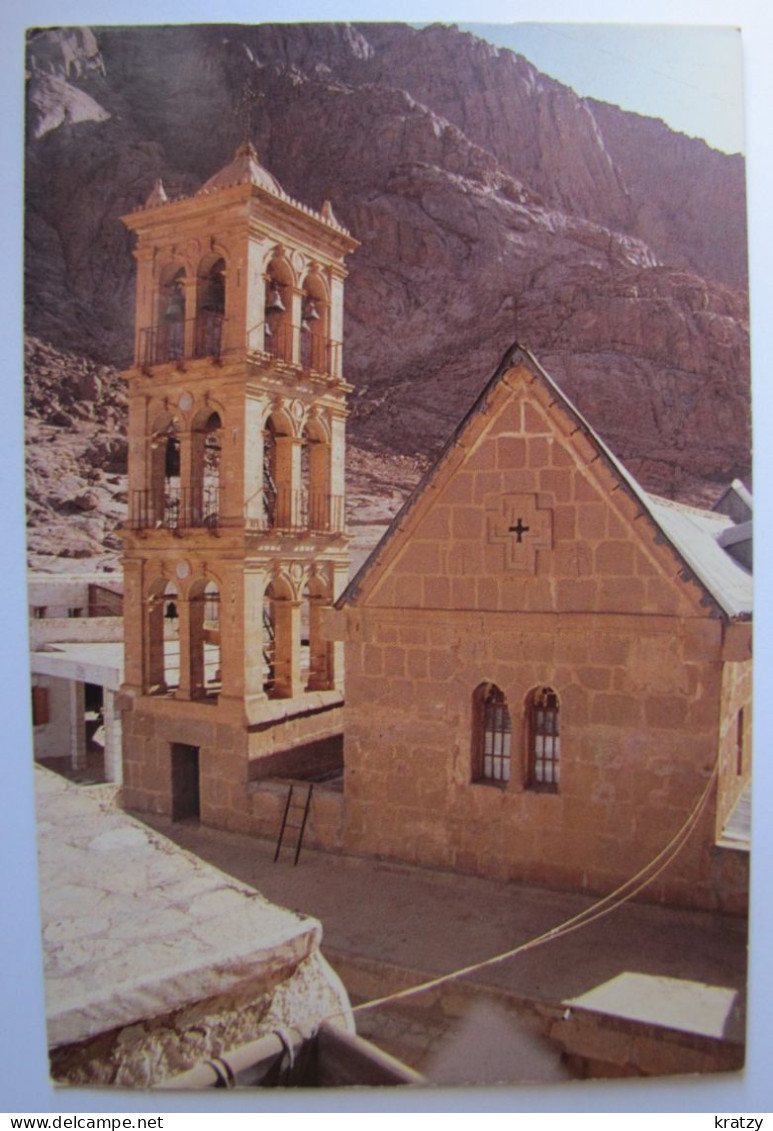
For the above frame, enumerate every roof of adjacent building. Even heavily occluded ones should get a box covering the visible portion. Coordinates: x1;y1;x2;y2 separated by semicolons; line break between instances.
339;342;752;621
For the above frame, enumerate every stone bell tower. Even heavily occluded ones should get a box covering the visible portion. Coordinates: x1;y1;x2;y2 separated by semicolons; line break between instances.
119;143;358;831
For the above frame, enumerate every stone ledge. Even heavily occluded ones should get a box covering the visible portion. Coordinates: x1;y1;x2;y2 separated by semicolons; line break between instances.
35;766;345;1051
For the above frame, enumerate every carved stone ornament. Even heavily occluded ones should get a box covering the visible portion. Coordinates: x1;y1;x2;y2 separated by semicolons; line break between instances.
486;493;553;574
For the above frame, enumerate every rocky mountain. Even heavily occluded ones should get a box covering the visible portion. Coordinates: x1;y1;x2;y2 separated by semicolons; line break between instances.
24;22;751;568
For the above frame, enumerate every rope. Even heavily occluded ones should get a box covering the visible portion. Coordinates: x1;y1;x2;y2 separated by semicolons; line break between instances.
351;760;718;1016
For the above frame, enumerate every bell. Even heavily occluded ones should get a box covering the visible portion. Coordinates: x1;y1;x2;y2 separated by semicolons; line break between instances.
303;297;320;321
163;290;185;321
165;601;178;621
265;283;285;313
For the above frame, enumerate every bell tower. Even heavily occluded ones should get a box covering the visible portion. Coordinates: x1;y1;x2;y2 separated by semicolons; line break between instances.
119;144;358;830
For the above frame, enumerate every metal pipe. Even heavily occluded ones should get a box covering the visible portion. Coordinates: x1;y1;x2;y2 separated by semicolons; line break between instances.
156;1026;304;1090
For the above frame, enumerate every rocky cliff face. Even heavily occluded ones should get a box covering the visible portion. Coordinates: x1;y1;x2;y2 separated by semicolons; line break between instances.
24;22;751;567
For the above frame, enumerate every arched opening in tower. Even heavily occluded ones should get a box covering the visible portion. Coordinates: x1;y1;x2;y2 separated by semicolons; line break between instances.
147;580;180;694
159;267;186;363
300;273;328;373
189;578;221;700
264;259;292;362
195;257;226;358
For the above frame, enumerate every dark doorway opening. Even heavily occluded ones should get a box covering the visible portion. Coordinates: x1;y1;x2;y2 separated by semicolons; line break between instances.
82;682;106;783
171;743;200;821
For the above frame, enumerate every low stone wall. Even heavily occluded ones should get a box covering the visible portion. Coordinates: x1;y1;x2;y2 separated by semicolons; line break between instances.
121;691;343;836
37;767;354;1087
330;952;744;1082
248;779;345;853
50;951;350;1088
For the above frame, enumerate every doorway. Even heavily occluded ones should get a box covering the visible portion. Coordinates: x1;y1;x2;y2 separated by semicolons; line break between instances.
171;743;200;820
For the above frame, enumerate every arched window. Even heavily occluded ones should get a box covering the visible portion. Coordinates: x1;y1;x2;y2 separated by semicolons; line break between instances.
262;419;278;529
263;407;296;528
195;258;225;358
186;409;222;528
263;577;296;699
300;273;328;373
472;683;512;784
528;686;560;792
144;414;180;529
188;578;221;701
146;580;179;694
262;590;276;694
301;416;332;532
264;260;292;362
159;268;186;362
303;576;334;691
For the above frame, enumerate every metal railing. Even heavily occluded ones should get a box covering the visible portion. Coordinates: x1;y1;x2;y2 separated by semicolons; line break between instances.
127;486;342;535
128;485;221;530
256;320;341;379
138;313;226;368
262;320;294;364
248;490;344;534
135;316;343;380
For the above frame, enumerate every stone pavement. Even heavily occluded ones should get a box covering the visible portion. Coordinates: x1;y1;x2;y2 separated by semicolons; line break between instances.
137;810;748;1080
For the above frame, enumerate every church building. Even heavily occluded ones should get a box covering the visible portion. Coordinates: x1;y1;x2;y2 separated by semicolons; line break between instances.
118;144;358;830
116;144;751;915
334;345;751;913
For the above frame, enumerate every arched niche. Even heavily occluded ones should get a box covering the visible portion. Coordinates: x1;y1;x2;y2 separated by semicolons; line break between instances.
146;578;180;694
303;573;334;691
264;405;298;529
264;574;297;699
148;413;181;529
188;576;221;700
190;408;223;528
300;269;329;373
157;266;187;363
195;256;226;358
264;256;294;362
301;412;332;531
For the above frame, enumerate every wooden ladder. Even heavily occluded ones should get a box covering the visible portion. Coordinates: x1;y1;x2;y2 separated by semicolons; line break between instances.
274;783;314;866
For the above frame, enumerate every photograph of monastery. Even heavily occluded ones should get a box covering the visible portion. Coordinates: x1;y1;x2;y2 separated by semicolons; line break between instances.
23;21;753;1097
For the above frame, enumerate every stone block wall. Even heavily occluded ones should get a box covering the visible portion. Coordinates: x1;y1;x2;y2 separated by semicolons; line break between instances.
121;692;344;845
338;365;750;913
248;778;345;851
342;607;734;910
716;655;752;835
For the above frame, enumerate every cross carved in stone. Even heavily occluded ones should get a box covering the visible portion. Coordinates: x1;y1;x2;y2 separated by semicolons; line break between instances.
486;493;553;574
509;517;530;543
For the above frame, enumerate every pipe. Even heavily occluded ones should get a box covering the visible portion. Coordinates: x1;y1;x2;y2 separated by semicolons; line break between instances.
156;1026;304;1090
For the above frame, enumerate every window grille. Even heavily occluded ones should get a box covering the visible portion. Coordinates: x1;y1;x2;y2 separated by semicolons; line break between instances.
474;684;512;784
529;687;560;791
